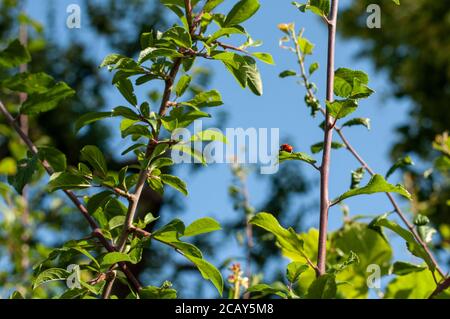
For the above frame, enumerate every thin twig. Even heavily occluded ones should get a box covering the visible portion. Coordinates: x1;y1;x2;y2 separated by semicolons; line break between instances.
214;41;248;54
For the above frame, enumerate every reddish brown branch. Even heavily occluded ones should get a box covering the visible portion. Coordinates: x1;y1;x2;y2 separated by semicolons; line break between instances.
317;0;339;277
429;277;450;299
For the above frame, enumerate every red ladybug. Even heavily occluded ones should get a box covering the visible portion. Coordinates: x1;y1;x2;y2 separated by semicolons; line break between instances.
280;144;294;153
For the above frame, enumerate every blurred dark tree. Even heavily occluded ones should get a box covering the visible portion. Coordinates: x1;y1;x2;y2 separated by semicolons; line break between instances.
340;0;450;251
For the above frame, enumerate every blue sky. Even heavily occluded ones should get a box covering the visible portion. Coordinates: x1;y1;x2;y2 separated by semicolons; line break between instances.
23;0;443;297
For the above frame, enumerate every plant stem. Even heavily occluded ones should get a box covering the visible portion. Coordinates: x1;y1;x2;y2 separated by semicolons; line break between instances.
317;0;339;277
0;100;143;293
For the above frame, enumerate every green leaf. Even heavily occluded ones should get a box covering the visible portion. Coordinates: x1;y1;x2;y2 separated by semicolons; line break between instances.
350;167;365;189
279;151;317;166
334;68;374;99
252;52;275;65
8;155;38;194
163;26;192;48
48;172;91;192
109;215;125;230
214;52;247;87
190;129;228;144
150;157;174;171
38;146;67;172
161;174;188;196
100;53;125;68
311;141;345;154
341;117;371;130
175;75;192;97
418;225;437;244
0;158;17;175
9;291;24;299
298;37;314;55
242;56;263;96
329;251;360;274
326;99;358;119
287;262;309;283
121;124;151;138
309;62;319;75
80;145;108;178
183;217;221;237
181;90;223;108
138;48;183;65
249;213;312;264
171;144;207;165
279;70;297;78
4;72;75;116
206;27;245;44
392;261;427;276
112;106;140;121
292;0;330;17
33;268;70;289
385;270;436;299
385;156;414;179
101;252;138;266
139;285;177;299
153;219;199;255
247;284;288;298
74;112;113;133
334;174;411;205
1;72;54;93
152;219;223;295
392;0;400;5
306;274;337;299
413;214;430;227
185;255;224;296
331;222;393;298
204;0;225;12
87;191;114;214
369;214;435;270
20;82;75;115
115;79;137;106
0;39;31;68
224;0;260;26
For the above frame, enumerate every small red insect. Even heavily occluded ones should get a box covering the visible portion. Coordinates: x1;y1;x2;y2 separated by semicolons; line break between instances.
280;144;294;153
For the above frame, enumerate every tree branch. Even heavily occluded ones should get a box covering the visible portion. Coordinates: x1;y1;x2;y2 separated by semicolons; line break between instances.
0;100;143;293
429;277;450;299
105;0;196;297
317;0;339;277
